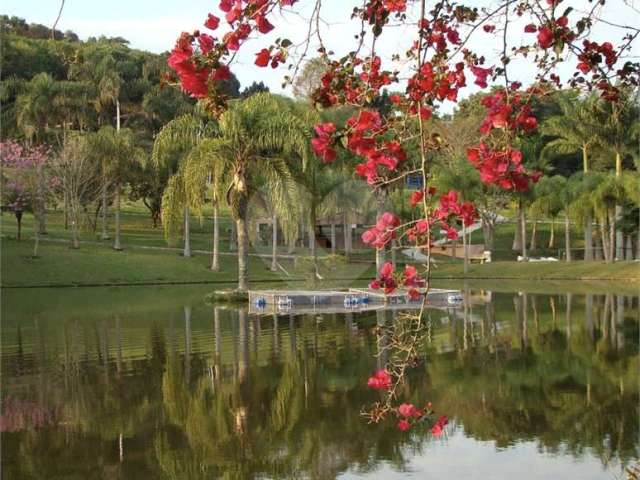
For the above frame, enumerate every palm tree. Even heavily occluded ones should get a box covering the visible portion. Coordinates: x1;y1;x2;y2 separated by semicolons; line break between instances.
181;138;228;271
165;93;309;290
89;126;140;250
541;93;600;260
15;72;60;236
530;175;566;250
153;113;217;258
591;90;640;259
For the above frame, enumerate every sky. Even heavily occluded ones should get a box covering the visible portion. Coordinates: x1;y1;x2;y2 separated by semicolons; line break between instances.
4;0;640;104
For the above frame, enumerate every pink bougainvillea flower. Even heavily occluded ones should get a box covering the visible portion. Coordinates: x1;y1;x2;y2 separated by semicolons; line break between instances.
397;419;411;432
398;403;418;418
255;48;271;67
367;369;392;390
204;13;220;30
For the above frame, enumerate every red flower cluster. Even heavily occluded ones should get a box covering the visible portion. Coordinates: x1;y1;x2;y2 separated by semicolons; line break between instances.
255;47;287;68
367;369;392;390
360;0;407;34
409;187;436;207
467;143;541;191
470;65;493;88
369;262;423;298
435;190;478;230
396;402;425;431
478;91;537;135
577;40;617;74
311;123;337;163
369;261;397;294
168;33;213;98
313;56;396;108
340;110;407;184
407;61;466;107
431;415;448;437
361;212;400;249
525;16;573;50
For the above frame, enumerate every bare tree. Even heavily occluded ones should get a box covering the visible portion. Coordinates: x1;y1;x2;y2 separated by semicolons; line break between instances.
51;134;102;248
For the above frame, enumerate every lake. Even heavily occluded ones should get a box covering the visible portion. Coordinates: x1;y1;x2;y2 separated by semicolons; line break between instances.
1;283;638;479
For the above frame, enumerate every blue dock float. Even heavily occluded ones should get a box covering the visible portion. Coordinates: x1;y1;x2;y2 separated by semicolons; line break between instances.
248;288;463;315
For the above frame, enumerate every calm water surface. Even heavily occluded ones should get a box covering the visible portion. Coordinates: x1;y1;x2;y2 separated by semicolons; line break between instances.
1;284;638;479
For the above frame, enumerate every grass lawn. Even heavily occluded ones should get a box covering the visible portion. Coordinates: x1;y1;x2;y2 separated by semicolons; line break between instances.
1;209;637;288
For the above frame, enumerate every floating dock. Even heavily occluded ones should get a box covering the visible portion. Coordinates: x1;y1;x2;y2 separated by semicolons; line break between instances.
248;288;463;315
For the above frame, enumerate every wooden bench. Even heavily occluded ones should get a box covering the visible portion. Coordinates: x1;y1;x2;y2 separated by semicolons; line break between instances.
431;244;490;263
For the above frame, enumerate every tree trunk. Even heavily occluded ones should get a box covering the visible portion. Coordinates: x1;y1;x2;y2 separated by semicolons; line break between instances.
564;213;571;262
15;211;22;241
330;223;336;255
183;206;191;258
608;208;616;263
113;181;122;251
270;213;278;272
481;218;494;251
594;229;603;261
637;208;640;260
530;219;537;251
625;235;633;260
230;221;237;251
63;192;69;230
71;210;80;249
211;203;219;271
520;201;527;259
36;164;47;235
463;225;469;274
584;215;593;261
101;187;109;240
600;216;610;263
236;216;249;291
615;151;623;260
512;204;523;251
343;214;351;258
33;226;40;257
548;217;555;248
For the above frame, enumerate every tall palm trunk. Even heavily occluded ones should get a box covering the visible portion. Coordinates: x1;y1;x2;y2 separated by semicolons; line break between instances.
236;215;249;291
230;221;237;251
330;223;336;255
548;217;555;248
583;145;593;261
530;219;537;251
343;213;351;259
520;200;527;259
36;163;47;235
183;206;191;258
15;211;22;241
584;217;593;261
512;203;523;252
270;213;278;272
309;206;318;276
564;212;572;262
463;225;469;274
615;151;623;260
608;208;616;263
211;203;219;271
101;186;109;240
113;181;122;250
600;216;610;263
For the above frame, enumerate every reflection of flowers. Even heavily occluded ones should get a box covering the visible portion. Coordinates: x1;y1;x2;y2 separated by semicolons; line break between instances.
367;369;392;390
0;397;55;432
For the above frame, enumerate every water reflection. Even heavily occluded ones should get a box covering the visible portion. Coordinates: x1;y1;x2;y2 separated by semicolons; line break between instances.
1;288;638;479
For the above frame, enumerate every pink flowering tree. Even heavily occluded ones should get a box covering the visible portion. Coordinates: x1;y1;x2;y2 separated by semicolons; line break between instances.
167;0;638;433
1;140;53;256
